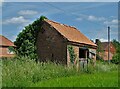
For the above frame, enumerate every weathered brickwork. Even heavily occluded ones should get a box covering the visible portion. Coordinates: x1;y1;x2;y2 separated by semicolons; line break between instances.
37;22;67;64
36;20;97;65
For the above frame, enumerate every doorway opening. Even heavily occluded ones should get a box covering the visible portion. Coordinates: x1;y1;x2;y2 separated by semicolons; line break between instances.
79;47;89;58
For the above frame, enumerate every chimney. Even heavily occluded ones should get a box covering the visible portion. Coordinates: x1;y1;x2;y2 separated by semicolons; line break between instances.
95;39;101;44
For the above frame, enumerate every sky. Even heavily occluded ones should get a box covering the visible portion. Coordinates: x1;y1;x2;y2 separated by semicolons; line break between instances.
1;1;119;42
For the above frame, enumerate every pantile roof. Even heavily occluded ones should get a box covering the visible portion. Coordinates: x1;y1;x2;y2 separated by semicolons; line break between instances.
0;35;15;47
44;19;97;47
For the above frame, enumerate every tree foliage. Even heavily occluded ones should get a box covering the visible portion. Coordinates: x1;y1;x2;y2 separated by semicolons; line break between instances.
111;39;120;64
14;16;47;60
95;39;104;60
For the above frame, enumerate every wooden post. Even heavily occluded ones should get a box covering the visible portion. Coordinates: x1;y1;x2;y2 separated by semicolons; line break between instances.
86;50;87;59
76;59;79;72
93;55;96;67
86;50;88;71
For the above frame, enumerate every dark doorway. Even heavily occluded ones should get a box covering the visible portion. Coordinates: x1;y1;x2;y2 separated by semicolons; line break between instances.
50;53;54;62
79;48;89;58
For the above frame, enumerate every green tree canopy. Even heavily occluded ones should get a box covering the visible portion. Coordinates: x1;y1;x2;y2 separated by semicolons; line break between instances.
111;39;120;64
14;16;47;60
95;39;104;60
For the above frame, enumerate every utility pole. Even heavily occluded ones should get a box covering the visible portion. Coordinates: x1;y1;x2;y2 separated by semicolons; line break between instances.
108;26;110;64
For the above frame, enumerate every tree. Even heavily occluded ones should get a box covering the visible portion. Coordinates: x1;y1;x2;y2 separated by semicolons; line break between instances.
111;39;120;64
14;16;47;60
95;39;104;60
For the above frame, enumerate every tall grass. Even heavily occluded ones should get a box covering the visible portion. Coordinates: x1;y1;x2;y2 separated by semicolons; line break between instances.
95;61;118;72
2;56;77;87
0;59;2;88
34;71;118;87
2;56;118;87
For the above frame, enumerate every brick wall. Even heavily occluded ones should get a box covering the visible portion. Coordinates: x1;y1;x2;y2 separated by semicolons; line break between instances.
36;22;67;64
67;45;96;66
67;45;79;66
0;47;15;57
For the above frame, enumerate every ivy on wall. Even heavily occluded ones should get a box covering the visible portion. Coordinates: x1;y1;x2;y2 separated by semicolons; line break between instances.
67;45;76;64
14;16;47;60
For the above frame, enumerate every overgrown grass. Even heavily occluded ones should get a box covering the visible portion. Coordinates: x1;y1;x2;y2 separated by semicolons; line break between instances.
34;71;118;87
2;56;78;87
1;56;118;87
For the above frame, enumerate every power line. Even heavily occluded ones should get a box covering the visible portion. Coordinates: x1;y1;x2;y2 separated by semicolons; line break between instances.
41;1;110;27
41;1;113;41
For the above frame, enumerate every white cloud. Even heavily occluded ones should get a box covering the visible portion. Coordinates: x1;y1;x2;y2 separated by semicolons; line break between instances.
104;19;118;29
112;19;118;24
88;15;105;21
18;10;38;16
3;16;30;25
99;38;108;42
76;15;106;22
88;15;96;21
104;19;118;25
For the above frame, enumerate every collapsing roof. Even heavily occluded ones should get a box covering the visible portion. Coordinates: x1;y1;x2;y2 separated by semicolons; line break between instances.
44;19;97;48
0;35;15;47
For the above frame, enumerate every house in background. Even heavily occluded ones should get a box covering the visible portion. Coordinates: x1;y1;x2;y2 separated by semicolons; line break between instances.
36;19;97;65
0;35;15;58
100;42;116;61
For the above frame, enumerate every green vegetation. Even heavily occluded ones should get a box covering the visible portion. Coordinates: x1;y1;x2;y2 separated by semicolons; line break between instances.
34;71;118;87
67;45;76;63
95;39;104;60
2;56;77;87
112;39;120;64
2;56;118;87
96;39;120;64
14;16;47;60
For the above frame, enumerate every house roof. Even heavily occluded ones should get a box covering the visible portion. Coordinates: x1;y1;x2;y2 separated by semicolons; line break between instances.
101;42;109;50
101;42;115;51
44;19;97;48
0;35;15;47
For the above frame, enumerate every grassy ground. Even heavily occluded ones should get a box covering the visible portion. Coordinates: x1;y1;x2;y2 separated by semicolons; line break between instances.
34;71;118;87
1;56;118;87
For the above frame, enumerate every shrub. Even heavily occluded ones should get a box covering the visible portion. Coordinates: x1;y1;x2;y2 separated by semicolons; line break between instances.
112;39;120;64
14;16;47;60
111;53;120;64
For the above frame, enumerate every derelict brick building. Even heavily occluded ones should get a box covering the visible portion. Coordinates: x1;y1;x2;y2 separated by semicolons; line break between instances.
36;19;97;65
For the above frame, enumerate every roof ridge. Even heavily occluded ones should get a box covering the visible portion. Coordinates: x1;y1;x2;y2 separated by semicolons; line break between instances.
0;35;14;43
45;19;77;30
0;35;15;46
44;19;97;47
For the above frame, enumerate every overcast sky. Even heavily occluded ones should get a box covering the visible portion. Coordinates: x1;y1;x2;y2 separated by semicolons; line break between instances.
1;1;119;42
